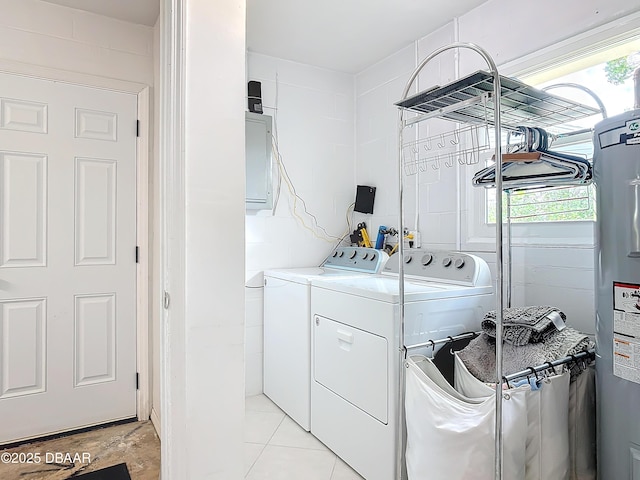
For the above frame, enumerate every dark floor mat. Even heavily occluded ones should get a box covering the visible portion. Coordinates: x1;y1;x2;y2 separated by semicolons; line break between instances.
69;463;131;479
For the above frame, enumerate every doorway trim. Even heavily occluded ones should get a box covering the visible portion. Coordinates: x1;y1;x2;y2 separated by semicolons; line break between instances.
0;59;153;424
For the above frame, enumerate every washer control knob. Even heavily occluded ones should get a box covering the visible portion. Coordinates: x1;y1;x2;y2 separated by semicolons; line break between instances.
442;257;452;267
349;251;357;259
361;252;369;260
338;251;345;257
370;253;377;261
421;254;433;266
332;251;339;257
454;258;465;269
404;255;412;264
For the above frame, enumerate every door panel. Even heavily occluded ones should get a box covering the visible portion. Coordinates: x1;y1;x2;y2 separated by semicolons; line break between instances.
74;158;116;265
0;72;137;444
0;299;46;398
0;152;47;267
74;294;116;387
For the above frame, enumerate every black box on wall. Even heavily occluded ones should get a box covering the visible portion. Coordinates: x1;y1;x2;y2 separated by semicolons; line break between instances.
354;185;376;214
248;80;263;114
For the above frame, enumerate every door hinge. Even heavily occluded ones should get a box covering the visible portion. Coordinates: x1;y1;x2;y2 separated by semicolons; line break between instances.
135;246;139;263
136;120;140;137
136;372;139;390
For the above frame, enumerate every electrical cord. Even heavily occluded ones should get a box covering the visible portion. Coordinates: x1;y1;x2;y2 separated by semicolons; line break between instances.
268;70;353;243
271;72;282;216
272;135;349;241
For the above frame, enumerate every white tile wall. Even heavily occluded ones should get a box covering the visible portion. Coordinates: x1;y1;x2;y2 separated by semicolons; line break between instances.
245;53;356;395
354;47;415;237
0;0;154;85
473;246;596;334
458;0;640;73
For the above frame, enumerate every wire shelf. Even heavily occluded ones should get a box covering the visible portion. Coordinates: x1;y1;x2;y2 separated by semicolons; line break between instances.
395;71;601;130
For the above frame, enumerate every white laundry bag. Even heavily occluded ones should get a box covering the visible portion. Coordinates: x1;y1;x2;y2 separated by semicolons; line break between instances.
454;353;570;480
568;365;596;480
405;356;529;480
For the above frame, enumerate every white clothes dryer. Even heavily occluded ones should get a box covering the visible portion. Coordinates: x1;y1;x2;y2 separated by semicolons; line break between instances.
310;249;494;480
263;246;388;431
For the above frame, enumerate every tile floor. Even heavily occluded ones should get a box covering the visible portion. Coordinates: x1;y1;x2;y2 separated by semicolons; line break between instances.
244;394;364;480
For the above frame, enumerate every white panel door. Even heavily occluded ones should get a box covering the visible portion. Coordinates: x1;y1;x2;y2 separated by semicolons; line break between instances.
0;72;137;444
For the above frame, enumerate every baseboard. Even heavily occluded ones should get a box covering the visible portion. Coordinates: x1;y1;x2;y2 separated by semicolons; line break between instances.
150;408;161;438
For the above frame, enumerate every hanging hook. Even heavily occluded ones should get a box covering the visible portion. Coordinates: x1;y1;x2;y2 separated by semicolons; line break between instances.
437;133;446;149
545;361;557;375
528;367;540;381
569;354;579;372
450;129;460;146
503;376;511;389
445;152;454;168
466;149;478;165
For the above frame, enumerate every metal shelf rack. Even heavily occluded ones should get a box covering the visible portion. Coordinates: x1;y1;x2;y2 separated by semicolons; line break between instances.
395;70;601;130
394;42;602;480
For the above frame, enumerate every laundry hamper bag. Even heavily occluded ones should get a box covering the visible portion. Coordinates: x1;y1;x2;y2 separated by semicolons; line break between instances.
454;353;570;480
405;356;529;480
568;365;596;480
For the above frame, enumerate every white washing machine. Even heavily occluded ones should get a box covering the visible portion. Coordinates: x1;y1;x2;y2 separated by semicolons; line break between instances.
263;246;388;431
310;250;494;480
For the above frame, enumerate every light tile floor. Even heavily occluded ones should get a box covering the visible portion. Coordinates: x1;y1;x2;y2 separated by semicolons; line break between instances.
244;395;364;480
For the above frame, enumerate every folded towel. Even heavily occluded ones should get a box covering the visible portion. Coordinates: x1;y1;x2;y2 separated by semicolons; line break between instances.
457;328;594;383
482;306;566;346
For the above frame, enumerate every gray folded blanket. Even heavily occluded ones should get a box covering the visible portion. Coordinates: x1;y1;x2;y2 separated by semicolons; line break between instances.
482;305;566;346
457;328;594;383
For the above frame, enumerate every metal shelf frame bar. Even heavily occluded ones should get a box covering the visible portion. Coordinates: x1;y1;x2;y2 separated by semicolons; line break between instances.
396;42;506;480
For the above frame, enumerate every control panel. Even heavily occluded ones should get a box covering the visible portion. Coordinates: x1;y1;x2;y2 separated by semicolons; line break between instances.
322;247;389;273
382;249;491;286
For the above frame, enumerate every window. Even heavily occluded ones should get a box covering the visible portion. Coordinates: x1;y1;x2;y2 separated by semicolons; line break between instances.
462;21;640;249
485;45;639;224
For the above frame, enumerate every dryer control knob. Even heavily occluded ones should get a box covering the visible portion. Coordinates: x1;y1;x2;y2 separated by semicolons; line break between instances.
442;257;452;267
421;254;433;266
454;258;465;269
338;251;345;257
370;253;377;261
349;251;357;259
362;252;369;260
332;251;338;257
404;255;412;264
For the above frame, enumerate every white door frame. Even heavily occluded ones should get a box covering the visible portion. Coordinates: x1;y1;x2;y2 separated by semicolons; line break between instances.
159;0;187;476
0;60;153;423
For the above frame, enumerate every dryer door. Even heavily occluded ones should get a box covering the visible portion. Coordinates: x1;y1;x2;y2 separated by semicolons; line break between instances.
313;315;388;423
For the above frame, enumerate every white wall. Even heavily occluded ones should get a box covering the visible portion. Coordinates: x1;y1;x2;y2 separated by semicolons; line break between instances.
161;0;246;478
244;53;355;395
355;0;640;335
0;0;153;85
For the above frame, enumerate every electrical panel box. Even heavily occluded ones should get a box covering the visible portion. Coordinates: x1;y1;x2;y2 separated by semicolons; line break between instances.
245;111;273;210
